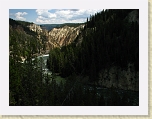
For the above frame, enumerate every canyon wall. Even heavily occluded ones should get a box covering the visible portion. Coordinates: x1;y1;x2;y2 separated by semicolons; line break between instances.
98;63;139;91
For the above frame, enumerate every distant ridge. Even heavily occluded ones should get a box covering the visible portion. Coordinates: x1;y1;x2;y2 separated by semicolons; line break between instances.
40;23;84;31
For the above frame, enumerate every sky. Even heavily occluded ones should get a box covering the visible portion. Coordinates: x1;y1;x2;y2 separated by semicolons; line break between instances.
9;9;103;24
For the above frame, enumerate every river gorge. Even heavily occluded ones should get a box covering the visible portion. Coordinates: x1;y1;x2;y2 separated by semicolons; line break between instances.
32;54;139;106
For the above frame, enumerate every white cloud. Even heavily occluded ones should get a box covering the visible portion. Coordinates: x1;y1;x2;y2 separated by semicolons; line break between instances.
35;9;103;24
14;12;28;21
36;9;56;18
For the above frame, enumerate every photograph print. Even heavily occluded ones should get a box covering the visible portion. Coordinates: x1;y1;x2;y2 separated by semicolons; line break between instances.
9;9;139;106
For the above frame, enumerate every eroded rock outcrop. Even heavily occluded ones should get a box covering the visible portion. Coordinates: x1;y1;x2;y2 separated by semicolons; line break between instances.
28;24;43;33
125;9;139;23
98;63;139;91
46;25;84;49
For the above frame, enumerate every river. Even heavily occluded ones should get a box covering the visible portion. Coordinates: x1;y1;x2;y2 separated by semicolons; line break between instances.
31;54;52;74
34;54;65;85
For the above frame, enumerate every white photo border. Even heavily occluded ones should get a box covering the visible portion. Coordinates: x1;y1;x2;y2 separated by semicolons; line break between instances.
0;0;148;115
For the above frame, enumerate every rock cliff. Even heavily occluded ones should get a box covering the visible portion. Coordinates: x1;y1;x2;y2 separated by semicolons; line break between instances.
46;25;84;50
126;9;139;23
28;24;43;33
98;63;139;91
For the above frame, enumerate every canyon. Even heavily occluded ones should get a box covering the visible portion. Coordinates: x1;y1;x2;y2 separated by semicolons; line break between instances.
28;23;84;54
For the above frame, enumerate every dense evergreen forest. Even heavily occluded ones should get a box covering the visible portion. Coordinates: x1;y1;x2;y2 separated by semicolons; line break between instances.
9;9;139;106
47;9;139;79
